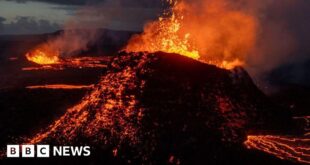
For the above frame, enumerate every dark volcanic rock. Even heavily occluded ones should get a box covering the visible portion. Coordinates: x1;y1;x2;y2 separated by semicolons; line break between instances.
19;52;295;164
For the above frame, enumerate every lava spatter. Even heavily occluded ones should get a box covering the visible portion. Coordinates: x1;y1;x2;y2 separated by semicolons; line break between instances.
28;52;150;146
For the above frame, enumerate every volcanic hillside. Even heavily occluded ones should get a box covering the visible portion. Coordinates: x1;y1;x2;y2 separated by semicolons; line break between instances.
16;52;296;164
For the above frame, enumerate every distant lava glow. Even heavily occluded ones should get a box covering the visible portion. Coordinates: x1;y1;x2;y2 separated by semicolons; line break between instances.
23;55;109;71
244;135;310;164
26;44;60;65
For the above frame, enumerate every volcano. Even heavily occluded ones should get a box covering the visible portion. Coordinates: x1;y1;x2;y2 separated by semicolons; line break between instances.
17;51;298;164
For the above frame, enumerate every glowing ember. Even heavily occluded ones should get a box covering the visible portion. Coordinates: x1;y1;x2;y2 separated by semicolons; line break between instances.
25;44;60;65
244;134;310;164
125;0;257;69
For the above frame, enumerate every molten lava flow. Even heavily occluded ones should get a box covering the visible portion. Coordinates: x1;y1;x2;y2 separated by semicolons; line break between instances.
125;0;257;69
27;53;148;148
26;84;94;90
26;44;60;65
245;116;310;164
245;134;310;164
22;56;109;71
22;65;63;71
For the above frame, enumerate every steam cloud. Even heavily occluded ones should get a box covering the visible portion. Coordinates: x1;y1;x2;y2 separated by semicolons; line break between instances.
43;0;162;57
205;0;309;79
239;0;303;77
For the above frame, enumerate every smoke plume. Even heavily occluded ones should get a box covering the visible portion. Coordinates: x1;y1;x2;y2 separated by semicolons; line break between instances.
125;0;309;80
39;0;310;80
39;0;162;57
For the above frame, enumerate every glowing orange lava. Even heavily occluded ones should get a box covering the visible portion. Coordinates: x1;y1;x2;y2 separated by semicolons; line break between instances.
25;44;60;65
26;84;94;90
27;53;147;147
22;56;109;71
124;0;199;60
125;0;257;69
244;134;310;164
245;116;310;164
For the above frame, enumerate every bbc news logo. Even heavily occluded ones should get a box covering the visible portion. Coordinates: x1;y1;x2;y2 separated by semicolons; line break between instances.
7;145;91;158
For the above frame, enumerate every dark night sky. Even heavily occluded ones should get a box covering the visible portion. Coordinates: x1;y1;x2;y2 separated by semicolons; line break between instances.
0;0;309;38
0;0;163;34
